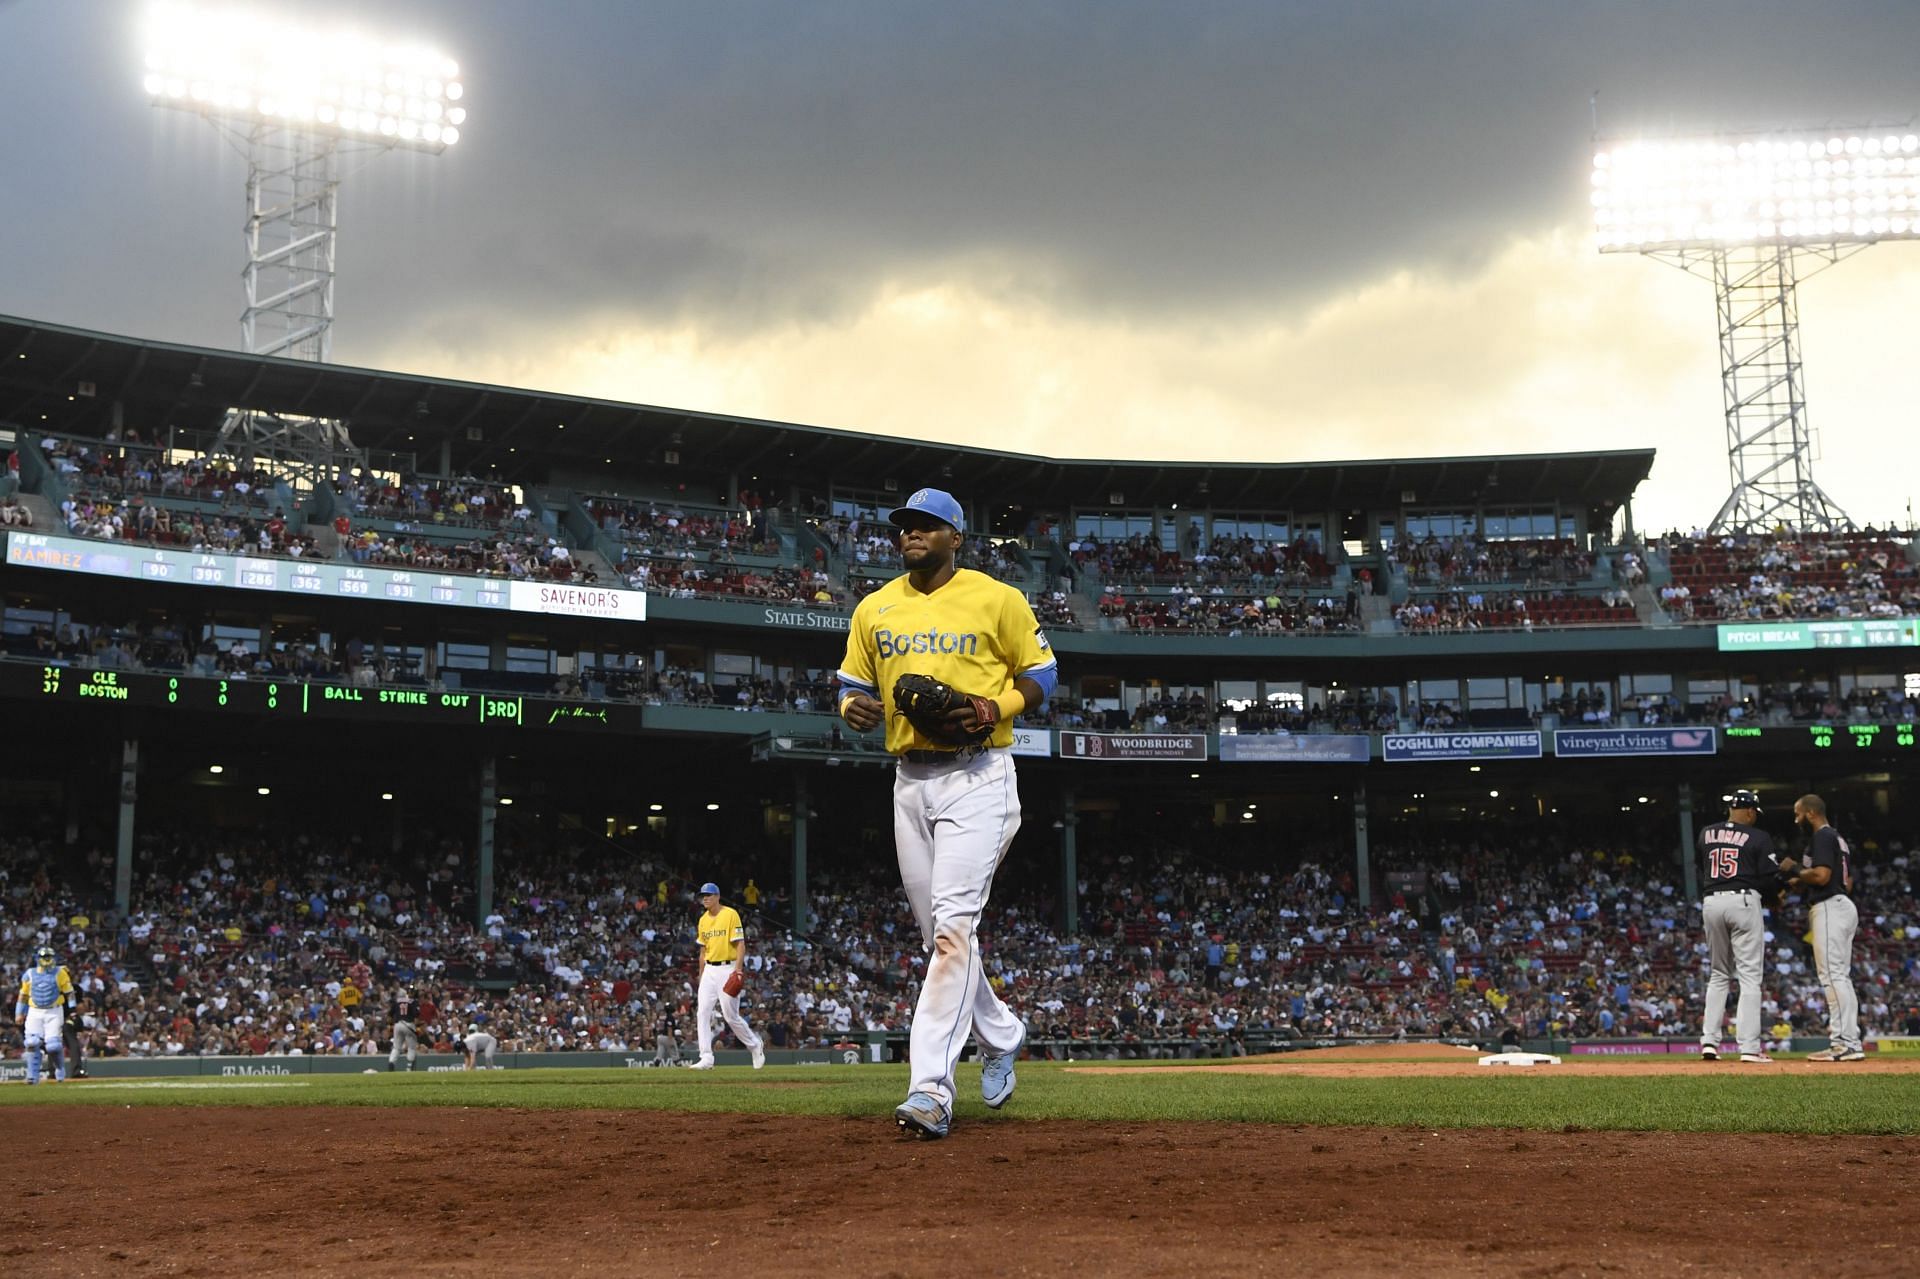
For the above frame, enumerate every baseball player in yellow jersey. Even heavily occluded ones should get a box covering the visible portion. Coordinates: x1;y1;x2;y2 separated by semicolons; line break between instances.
691;883;766;1070
837;488;1058;1139
15;946;74;1084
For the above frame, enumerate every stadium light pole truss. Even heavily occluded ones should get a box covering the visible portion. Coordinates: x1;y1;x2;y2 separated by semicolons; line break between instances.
139;2;468;487
1594;127;1920;533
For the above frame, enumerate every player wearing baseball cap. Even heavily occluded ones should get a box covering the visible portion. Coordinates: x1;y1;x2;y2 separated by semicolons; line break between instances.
689;883;766;1070
1697;788;1784;1063
836;486;1058;1138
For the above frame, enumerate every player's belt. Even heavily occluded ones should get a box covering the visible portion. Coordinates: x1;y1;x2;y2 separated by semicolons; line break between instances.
900;743;991;765
1704;889;1754;897
706;960;731;966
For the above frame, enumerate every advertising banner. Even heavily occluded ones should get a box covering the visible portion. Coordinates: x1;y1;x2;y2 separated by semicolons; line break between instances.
1569;1040;1694;1056
15;1048;861;1080
5;532;646;622
1218;733;1371;763
1058;731;1207;761
1554;727;1717;758
1381;730;1542;762
1010;727;1052;758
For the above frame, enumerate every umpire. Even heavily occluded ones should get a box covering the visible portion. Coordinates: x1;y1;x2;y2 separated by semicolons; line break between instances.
1697;789;1784;1063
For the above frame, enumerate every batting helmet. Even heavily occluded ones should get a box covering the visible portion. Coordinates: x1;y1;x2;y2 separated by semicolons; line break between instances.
1724;789;1762;811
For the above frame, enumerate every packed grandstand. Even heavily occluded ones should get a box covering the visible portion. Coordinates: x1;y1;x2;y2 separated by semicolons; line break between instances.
5;813;1918;1062
2;312;1917;1068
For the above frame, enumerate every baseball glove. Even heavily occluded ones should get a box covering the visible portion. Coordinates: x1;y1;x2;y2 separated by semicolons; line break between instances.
892;673;997;746
722;970;744;997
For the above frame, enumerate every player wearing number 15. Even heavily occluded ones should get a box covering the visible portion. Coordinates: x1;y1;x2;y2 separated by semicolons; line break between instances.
1697;790;1783;1063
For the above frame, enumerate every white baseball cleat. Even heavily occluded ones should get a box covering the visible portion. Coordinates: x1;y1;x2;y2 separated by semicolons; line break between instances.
751;1045;766;1070
1809;1047;1866;1062
1699;1044;1719;1061
981;1023;1027;1109
894;1091;950;1139
1738;1052;1775;1063
688;1059;716;1070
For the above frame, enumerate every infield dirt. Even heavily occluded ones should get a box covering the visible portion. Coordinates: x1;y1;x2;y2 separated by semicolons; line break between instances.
1068;1040;1920;1078
6;1105;1918;1277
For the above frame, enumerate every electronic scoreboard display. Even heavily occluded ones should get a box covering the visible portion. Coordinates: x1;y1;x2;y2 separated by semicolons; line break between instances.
1722;722;1917;751
9;663;637;732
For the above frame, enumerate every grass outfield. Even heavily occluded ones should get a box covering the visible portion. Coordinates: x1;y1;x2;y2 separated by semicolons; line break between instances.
3;1059;1916;1134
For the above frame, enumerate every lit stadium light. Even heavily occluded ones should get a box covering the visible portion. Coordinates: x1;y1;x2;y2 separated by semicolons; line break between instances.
140;1;469;154
1592;128;1920;251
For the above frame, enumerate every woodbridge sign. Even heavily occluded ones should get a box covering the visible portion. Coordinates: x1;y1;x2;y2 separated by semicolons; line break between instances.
1059;731;1206;761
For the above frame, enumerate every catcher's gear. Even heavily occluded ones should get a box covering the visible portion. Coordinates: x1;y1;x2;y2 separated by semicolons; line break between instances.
892;673;997;746
722;970;744;997
34;946;55;971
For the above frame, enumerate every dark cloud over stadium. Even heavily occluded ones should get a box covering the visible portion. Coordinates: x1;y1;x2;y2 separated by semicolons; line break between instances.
2;0;1916;528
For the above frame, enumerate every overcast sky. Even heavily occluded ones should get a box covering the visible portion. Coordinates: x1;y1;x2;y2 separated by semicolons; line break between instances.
3;0;1917;531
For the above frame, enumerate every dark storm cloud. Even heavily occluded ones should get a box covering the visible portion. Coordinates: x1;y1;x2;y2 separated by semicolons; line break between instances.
3;0;1917;355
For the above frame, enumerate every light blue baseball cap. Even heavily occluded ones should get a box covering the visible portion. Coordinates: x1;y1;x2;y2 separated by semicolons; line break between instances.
699;882;721;896
888;487;965;533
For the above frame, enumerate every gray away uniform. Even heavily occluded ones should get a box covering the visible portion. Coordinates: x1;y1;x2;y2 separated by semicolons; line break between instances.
1805;824;1861;1054
1698;817;1780;1055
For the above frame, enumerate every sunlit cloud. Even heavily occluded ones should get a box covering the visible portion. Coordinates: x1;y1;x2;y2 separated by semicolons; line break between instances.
367;226;1920;534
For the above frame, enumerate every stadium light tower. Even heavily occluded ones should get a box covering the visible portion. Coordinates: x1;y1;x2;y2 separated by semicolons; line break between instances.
1593;127;1920;533
141;1;468;362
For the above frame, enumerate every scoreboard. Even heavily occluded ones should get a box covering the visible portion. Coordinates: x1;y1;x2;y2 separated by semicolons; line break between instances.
13;663;638;733
1722;722;1917;752
1717;619;1920;652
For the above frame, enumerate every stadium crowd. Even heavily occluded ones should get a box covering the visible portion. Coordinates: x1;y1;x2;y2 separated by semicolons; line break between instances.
6;806;1916;1065
1656;529;1919;622
1072;532;1333;592
62;499;317;558
1391;534;1594;586
591;493;780;557
37;433;281;511
336;474;526;530
619;551;836;606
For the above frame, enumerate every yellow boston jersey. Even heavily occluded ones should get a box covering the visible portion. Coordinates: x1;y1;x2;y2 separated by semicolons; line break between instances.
18;966;73;1010
697;906;745;963
838;568;1056;756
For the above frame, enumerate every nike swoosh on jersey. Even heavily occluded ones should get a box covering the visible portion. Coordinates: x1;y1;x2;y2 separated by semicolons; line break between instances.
877;604;895;614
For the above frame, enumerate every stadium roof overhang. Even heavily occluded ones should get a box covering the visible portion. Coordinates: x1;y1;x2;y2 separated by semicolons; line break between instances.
0;313;1654;516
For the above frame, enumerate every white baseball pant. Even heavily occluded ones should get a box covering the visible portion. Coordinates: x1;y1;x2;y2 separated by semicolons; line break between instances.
24;1007;63;1081
894;748;1024;1110
695;963;762;1064
1810;895;1861;1053
389;1021;418;1067
1700;889;1766;1054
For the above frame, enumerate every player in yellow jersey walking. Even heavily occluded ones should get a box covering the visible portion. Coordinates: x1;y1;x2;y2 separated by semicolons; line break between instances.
690;882;766;1070
837;488;1058;1138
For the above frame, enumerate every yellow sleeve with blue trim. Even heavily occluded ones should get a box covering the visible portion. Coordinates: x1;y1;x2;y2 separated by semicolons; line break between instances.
836;593;881;712
999;586;1057;695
